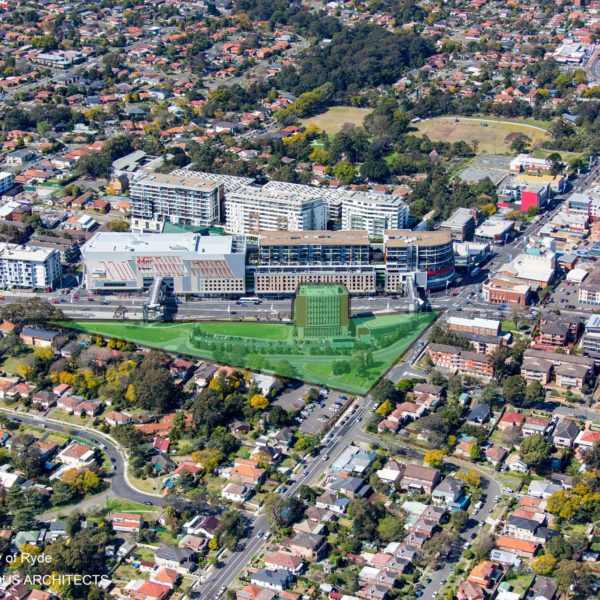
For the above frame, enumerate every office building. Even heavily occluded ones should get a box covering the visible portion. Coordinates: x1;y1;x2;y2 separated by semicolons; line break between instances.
580;269;600;306
130;172;222;233
0;244;61;290
341;192;409;239
225;186;327;235
254;230;375;294
384;230;455;291
293;284;351;340
82;232;246;296
474;217;514;244
440;208;478;241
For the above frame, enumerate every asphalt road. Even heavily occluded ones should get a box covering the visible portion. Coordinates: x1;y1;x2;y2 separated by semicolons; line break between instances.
0;408;165;507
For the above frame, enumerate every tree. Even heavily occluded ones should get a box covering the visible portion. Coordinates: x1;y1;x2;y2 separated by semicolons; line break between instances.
519;434;552;467
264;495;305;530
582;441;600;471
268;405;290;428
449;510;468;533
360;159;389;182
424;449;444;468
107;219;129;232
456;468;481;490
422;531;458;568
502;375;526;406
348;499;385;541
371;379;399;405
376;399;393;417
11;434;44;478
472;533;495;561
377;512;406;542
249;394;269;411
555;560;594;599
331;161;356;184
524;380;545;406
533;553;557;575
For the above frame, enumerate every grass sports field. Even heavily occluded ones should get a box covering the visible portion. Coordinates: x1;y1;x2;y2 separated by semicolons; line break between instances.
414;116;549;154
301;106;372;135
61;313;435;394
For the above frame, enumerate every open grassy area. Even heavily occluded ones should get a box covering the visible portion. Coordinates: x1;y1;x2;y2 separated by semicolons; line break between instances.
105;498;158;514
413;116;549;154
301;106;372;135
59;313;435;394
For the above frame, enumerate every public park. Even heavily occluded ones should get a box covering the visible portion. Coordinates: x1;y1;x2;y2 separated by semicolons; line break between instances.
60;286;436;393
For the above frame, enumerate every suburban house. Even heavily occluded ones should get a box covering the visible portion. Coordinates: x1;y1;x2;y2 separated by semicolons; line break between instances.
288;532;328;561
111;513;143;533
400;464;441;495
56;442;96;469
19;327;60;348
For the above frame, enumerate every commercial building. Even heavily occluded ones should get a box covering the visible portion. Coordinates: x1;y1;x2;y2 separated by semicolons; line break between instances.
81;232;246;296
0;243;61;290
225;185;327;235
130;172;222;233
293;284;351;340
499;241;556;288
509;154;553;174
482;275;531;306
474;217;514;245
440;208;478;241
453;241;490;270
254;230;375;295
341;192;409;239
384;230;455;291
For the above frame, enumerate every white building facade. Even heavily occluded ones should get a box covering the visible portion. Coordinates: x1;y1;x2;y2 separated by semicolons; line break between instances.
0;244;61;290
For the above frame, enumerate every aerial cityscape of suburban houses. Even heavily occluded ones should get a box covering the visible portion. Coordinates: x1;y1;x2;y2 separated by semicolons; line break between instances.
1;0;600;600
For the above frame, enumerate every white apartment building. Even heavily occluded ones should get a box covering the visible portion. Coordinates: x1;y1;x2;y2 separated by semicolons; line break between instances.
225;185;327;235
130;172;222;232
341;192;409;239
263;180;345;221
0;244;61;290
0;172;14;194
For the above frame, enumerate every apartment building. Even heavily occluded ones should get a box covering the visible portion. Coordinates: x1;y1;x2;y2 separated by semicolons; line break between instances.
130;172;222;232
0;172;14;194
0;243;61;290
581;315;600;357
427;343;494;380
579;269;600;306
254;230;375;294
384;230;455;291
263;180;345;221
341;192;409;239
225;185;327;235
521;348;595;392
82;232;246;296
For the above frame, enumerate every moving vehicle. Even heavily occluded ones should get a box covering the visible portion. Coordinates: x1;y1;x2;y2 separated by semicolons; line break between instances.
237;296;261;305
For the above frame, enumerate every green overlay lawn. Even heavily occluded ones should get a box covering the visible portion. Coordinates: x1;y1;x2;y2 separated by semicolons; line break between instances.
60;313;435;394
